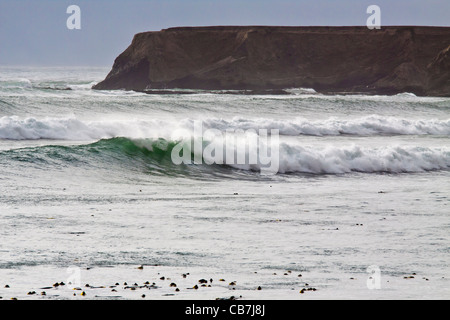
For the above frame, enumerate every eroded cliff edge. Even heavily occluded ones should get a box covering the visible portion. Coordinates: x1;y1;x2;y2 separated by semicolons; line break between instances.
93;26;450;96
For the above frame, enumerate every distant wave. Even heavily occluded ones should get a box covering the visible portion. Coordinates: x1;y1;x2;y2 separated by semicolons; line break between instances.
284;87;318;95
200;116;450;136
395;92;417;97
1;115;450;141
0;79;99;91
0;116;169;140
0;78;32;89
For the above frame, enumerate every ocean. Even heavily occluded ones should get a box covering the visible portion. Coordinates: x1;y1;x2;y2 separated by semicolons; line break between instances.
0;66;449;300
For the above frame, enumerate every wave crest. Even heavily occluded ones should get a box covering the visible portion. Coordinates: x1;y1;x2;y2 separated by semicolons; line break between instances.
2;115;449;141
84;138;450;174
201;115;450;136
5;137;448;175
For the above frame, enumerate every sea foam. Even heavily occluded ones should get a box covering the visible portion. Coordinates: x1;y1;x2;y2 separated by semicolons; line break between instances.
270;144;450;174
200;116;450;136
1;115;450;141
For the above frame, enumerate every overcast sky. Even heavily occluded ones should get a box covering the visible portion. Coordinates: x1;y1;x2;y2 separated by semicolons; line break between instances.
0;0;449;66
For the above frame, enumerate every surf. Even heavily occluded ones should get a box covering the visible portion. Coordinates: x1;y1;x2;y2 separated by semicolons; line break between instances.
1;115;450;141
1;137;449;176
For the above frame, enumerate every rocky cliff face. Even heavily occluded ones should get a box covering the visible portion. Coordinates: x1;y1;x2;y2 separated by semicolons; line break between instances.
93;26;450;96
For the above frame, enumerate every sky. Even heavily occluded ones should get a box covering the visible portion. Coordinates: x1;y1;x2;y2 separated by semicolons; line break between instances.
0;0;449;66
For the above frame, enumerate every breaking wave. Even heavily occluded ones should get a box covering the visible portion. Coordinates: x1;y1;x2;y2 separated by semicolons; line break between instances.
200;115;450;136
2;137;449;175
1;115;449;140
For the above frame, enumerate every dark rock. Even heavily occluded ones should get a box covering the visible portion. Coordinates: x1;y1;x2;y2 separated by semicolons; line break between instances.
93;26;450;97
216;296;236;300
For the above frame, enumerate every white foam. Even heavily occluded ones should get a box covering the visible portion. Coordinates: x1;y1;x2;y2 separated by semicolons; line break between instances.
228;144;450;174
201;115;450;136
0;78;32;89
0;116;178;141
1;115;449;141
285;87;318;95
395;92;417;97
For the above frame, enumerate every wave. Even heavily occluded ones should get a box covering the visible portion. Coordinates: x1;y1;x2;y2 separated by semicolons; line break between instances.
2;137;449;175
1;115;450;141
0;116;169;140
273;143;450;174
0;78;32;89
0;79;100;92
284;87;318;95
98;138;450;174
201;116;450;136
395;92;417;97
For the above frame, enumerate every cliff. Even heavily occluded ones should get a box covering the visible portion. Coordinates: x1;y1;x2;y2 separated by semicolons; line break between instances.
93;26;450;96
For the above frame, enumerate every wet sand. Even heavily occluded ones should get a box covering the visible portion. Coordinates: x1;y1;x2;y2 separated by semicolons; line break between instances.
0;264;444;300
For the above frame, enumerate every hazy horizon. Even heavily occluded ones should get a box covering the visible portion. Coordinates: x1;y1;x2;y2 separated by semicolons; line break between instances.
1;0;449;67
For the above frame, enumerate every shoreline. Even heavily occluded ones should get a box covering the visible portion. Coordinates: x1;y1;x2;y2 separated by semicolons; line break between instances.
1;264;447;300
